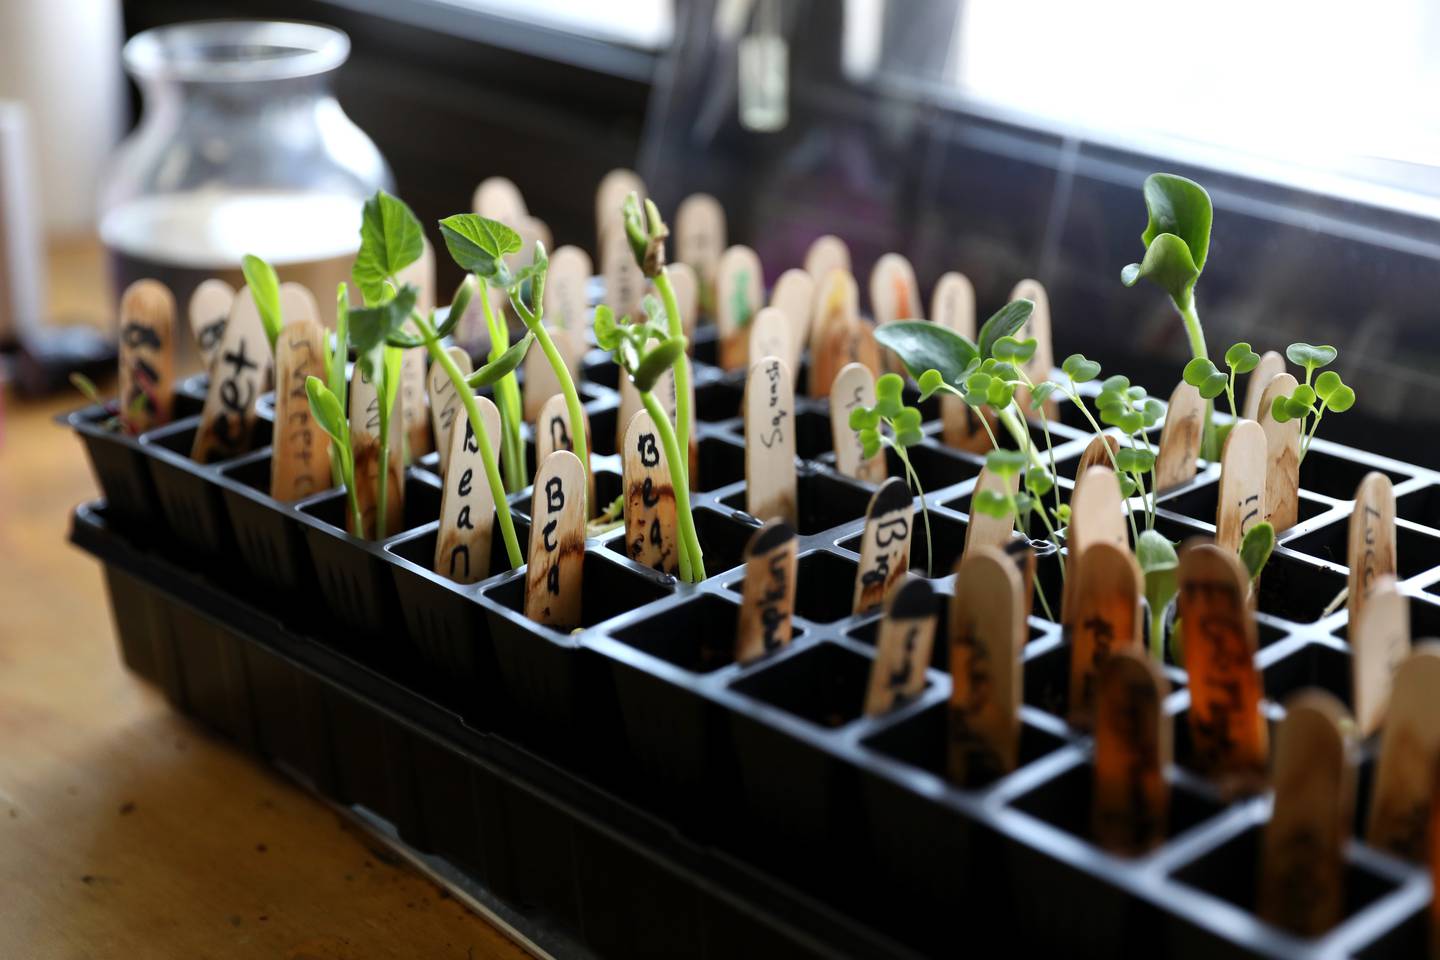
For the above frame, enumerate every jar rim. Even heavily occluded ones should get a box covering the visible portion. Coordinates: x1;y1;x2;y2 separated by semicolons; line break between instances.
123;20;350;84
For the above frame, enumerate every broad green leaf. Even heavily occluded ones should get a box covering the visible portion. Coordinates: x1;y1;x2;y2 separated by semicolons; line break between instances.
633;336;687;392
241;254;283;349
875;320;978;385
354;191;423;305
1121;232;1200;304
467;333;535;387
348;285;419;357
1240;522;1275;582
977;299;1035;360
306;376;348;446
439;213;521;281
1286;342;1337;371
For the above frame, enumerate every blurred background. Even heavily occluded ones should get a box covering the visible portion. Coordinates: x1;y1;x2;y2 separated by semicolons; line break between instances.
1;0;1437;461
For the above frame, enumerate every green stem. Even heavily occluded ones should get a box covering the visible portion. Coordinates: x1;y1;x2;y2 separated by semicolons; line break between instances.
890;439;932;576
481;279;526;492
420;314;524;570
328;310;349;489
339;449;364;538
1031;499;1066;582
643;391;705;582
526;318;590;517
1176;293;1218;457
654;268;694;489
1064;389;1140;546
376;375;392;540
1002;488;1053;620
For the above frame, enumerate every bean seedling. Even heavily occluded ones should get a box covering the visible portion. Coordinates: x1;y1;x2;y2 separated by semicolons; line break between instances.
594;299;705;582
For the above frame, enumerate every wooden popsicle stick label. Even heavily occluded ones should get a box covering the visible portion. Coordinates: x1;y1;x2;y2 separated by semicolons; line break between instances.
601;229;647;323
830;362;888;483
1349;471;1397;628
1067;540;1143;728
595;168;644;248
667;262;699;343
963;466;1020;560
270;320;331;501
869;253;922;325
852;477;914;615
523;326;584;422
1258;373;1302;532
1009;279;1056;417
524;449;586;628
744;356;798;524
1062;466;1131;630
716;245;764;371
118;279;177;434
1216;419;1267;552
863;579;938;716
279;281;321;328
948;546;1025;785
543;245;593;335
1259;690;1354;937
622;408;678;574
1243;350;1286;422
1351;575;1409;737
400;347;431;461
1366;642;1440;858
1155;381;1204;492
1077;434;1120;477
1178;543;1267;793
188;278;233;371
1092;649;1172;855
808;268;860;398
930;271;975;335
535;392;595;514
748;307;796;376
736;520;799;664
769;267;815;361
1004;537;1039;626
192;286;272;463
428;346;473;478
347;366;404;539
804;234;851;288
434;396;502;584
474;175;527;224
675;192;726;310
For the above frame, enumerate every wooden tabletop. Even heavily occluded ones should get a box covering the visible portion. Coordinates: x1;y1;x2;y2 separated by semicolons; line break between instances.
0;238;531;960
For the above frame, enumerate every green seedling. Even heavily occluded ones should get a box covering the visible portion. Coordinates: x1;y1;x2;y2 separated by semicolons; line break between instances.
595;299;705;582
623;192;695;490
1240;521;1275;585
1120;173;1221;456
305;374;363;534
1183;341;1260;419
240;253;284;351
970;448;1056;620
1271;343;1355;462
848;373;933;573
1094;374;1164;531
1136;529;1178;663
70;372;148;430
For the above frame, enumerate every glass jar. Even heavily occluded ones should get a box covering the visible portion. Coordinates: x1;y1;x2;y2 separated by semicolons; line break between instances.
99;20;392;361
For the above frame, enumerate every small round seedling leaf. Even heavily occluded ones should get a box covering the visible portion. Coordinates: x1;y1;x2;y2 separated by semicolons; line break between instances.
1225;342;1261;374
1101;375;1131;394
1240;521;1275;582
860;427;881;460
1141;398;1165;428
1183;356;1218;388
594;305;620;350
1117;474;1139;498
1115;447;1156;473
1062;353;1101;383
1199;371;1228;400
892;407;922;432
893;426;924;448
1286;342;1337;371
965;371;993;397
849;405;879;432
985;448;1026;477
917;368;945;400
1025;467;1054;498
972;489;1012;519
876;372;904;401
1030;380;1059;410
1327;383;1356;413
992;335;1037;365
986;379;1016;408
1270;395;1293;423
1314;369;1343;402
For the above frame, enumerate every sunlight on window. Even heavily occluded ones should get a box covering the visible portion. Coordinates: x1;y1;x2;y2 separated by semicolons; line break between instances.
434;0;673;50
950;0;1440;205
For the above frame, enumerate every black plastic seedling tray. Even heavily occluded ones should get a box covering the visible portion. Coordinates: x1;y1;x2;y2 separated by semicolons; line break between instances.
67;330;1440;958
